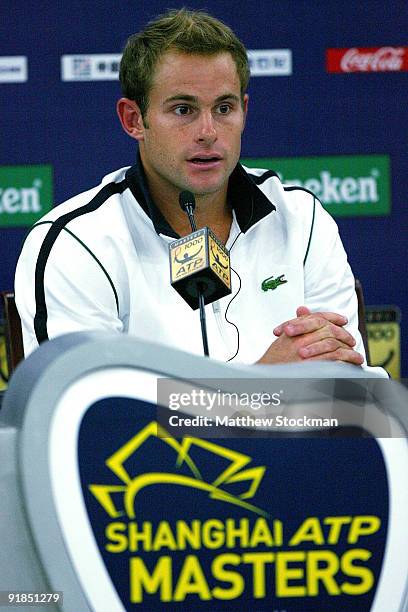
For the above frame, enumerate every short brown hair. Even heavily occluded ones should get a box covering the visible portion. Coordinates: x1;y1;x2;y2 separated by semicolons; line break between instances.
119;8;250;118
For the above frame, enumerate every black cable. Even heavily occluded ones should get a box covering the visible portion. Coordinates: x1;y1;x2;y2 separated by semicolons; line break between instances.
223;185;256;361
225;266;242;361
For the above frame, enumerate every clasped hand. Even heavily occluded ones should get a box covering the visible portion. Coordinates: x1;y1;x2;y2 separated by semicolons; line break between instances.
258;306;364;366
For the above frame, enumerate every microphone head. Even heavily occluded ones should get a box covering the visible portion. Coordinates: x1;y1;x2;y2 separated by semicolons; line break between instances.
179;190;196;212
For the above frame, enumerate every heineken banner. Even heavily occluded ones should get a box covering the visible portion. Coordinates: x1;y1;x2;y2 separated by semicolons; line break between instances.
0;165;53;227
242;155;391;217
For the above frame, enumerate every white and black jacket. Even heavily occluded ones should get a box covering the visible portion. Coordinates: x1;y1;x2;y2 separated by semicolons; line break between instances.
15;158;371;367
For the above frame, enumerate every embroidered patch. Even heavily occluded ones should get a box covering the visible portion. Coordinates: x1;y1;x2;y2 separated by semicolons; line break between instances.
261;274;288;291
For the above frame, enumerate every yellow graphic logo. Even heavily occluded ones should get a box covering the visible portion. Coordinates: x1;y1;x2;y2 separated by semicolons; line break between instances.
86;422;381;604
367;320;400;378
170;232;206;281
209;236;231;288
89;421;268;518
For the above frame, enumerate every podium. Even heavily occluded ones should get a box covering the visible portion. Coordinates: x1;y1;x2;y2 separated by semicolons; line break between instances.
0;332;407;611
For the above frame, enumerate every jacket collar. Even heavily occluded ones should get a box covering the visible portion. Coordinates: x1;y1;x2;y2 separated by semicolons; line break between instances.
125;153;276;238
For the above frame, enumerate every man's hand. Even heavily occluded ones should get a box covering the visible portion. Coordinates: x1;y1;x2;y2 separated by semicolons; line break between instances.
257;306;364;366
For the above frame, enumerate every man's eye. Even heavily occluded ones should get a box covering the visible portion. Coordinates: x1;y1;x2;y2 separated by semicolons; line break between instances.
174;105;192;116
217;104;231;114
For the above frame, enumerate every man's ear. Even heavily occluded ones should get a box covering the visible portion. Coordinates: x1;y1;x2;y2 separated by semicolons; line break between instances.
116;98;145;141
242;93;249;131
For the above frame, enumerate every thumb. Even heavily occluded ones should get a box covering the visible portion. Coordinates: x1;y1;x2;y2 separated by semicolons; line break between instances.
296;305;311;317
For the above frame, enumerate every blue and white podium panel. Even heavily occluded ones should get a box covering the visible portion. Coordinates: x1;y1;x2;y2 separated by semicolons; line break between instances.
0;333;407;611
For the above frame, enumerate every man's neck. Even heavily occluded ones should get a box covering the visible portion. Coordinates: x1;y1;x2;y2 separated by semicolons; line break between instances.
149;181;233;244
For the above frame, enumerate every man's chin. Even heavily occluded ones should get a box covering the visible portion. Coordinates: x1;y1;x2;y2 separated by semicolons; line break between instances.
183;179;228;197
189;187;223;197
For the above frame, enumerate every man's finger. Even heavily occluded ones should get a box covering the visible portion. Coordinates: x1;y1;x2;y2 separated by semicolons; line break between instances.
298;336;356;359
296;324;356;351
305;348;364;366
273;310;348;337
280;313;349;338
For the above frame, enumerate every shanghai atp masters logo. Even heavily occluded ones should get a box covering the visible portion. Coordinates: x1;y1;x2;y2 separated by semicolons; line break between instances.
89;421;268;519
84;419;383;606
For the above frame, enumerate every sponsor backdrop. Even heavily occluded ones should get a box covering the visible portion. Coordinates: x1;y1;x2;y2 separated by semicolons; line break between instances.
0;1;407;375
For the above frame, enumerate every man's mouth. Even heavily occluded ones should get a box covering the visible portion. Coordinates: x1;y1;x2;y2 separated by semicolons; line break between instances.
188;155;222;166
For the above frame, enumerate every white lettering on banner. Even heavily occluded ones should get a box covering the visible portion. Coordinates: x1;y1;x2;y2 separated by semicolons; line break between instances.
61;54;122;81
0;56;27;83
0;180;42;214
247;50;292;76
281;171;379;205
340;47;405;72
61;51;292;80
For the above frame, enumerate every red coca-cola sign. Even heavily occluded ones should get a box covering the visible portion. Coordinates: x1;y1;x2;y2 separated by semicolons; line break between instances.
326;47;408;73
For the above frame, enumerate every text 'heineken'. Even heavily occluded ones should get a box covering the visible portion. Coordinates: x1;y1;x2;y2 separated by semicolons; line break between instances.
242;155;390;217
0;165;53;227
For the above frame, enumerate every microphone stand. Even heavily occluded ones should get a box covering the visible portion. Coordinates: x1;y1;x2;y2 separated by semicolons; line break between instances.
183;202;209;358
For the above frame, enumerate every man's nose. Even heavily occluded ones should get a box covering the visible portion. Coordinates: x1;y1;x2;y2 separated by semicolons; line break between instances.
195;111;217;144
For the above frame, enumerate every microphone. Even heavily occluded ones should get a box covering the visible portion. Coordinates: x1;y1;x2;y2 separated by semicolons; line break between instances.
169;191;232;356
169;191;232;309
179;190;197;230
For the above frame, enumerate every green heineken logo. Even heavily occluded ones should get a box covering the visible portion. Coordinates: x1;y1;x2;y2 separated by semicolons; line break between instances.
262;274;287;291
242;155;391;217
0;165;53;227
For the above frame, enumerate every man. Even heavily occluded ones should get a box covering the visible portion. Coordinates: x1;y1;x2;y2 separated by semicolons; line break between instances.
15;9;365;368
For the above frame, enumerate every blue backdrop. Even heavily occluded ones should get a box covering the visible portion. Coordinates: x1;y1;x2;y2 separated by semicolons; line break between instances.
1;1;407;374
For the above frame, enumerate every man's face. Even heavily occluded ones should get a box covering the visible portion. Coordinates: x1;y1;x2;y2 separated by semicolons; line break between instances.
135;50;248;199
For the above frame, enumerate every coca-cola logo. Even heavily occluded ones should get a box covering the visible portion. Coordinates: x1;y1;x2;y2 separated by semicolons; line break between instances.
326;47;408;73
341;47;405;72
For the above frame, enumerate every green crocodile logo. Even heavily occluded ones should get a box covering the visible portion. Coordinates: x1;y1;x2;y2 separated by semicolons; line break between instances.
261;274;288;291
